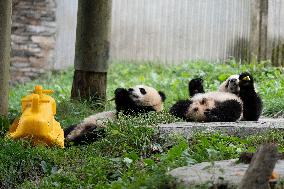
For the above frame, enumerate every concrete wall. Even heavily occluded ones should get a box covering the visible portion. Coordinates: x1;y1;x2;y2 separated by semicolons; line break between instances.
11;0;77;83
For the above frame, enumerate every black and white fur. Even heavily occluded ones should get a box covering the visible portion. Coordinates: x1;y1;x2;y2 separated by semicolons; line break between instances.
170;91;243;122
218;73;262;121
180;77;243;122
172;72;262;122
64;85;166;145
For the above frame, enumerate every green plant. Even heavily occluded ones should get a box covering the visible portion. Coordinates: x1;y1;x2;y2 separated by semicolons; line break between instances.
3;60;284;188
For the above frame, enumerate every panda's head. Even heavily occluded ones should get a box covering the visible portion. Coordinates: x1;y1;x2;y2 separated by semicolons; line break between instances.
239;72;254;88
219;74;240;95
185;97;215;121
114;85;166;115
128;85;166;112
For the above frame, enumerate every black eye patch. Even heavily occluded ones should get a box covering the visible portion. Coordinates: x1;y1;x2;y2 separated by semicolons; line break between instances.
200;98;207;105
193;107;199;112
139;88;147;95
229;78;237;83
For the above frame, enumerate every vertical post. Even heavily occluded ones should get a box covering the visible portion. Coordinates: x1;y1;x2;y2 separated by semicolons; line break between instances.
0;0;12;116
249;0;268;62
71;0;112;102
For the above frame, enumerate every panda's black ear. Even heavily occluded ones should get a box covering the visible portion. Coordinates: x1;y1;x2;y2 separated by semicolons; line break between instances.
158;91;166;102
225;80;229;88
114;88;127;96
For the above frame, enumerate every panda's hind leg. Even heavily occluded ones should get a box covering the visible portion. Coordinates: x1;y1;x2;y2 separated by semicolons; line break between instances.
64;123;106;146
205;100;242;122
64;124;78;138
188;78;205;97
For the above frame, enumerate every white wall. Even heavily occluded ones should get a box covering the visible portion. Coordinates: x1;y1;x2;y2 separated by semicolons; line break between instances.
54;0;78;69
53;0;284;69
110;0;251;63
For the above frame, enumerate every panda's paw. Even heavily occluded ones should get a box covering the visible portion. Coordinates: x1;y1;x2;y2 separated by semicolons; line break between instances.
114;88;127;95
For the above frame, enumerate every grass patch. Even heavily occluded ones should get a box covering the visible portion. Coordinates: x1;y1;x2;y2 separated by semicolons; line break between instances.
1;60;284;188
8;60;284;121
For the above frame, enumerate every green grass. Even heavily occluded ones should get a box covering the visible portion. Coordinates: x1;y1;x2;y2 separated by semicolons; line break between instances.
1;60;284;188
9;59;284;122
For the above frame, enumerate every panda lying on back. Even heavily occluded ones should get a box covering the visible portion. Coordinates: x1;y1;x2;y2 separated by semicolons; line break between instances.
170;72;262;122
170;91;243;122
64;85;166;145
218;73;262;121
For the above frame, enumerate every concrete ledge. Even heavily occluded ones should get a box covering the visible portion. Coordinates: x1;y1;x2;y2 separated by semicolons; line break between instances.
158;118;284;137
168;159;284;188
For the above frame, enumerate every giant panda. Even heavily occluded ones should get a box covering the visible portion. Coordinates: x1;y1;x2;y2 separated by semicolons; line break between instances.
174;76;243;122
218;73;262;121
170;72;262;122
170;91;243;122
64;85;166;145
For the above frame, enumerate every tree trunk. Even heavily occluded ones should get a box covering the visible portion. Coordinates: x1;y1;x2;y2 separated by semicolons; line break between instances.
71;0;112;102
239;144;278;189
249;0;268;63
0;0;12;116
71;70;107;101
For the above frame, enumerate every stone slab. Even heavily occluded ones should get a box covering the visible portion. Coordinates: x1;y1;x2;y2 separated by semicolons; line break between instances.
158;118;284;138
168;159;284;188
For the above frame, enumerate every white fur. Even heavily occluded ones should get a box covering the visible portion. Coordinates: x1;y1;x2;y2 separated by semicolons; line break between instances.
83;110;116;127
192;91;242;104
186;92;243;122
219;74;240;94
66;85;164;141
66;111;116;140
129;85;163;112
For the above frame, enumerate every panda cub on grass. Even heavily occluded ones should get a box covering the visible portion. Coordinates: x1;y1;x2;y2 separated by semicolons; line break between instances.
170;72;262;122
64;85;166;145
185;76;242;122
218;73;263;121
170;91;243;122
